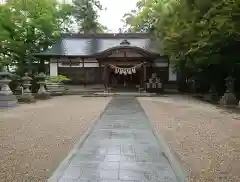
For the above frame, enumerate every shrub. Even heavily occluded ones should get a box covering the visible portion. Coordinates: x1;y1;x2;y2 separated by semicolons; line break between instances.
47;75;70;83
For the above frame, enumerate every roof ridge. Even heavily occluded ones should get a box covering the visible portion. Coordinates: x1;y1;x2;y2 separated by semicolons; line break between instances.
61;33;153;39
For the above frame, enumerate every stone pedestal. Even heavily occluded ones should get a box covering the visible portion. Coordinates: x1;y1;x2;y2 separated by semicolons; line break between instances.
35;72;50;100
219;92;237;107
18;73;36;103
238;100;240;108
0;71;17;108
46;82;66;96
203;93;211;101
219;76;237;107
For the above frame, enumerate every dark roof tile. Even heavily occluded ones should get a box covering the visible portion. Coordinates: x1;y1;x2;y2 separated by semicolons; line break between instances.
37;33;160;57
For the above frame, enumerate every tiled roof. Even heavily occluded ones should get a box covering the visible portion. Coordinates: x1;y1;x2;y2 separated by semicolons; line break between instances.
37;33;160;57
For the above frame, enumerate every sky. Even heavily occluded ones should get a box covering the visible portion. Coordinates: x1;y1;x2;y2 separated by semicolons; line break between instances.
98;0;138;32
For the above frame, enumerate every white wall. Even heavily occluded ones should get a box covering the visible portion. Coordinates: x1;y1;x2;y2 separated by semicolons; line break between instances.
50;63;58;76
84;62;99;67
169;64;177;81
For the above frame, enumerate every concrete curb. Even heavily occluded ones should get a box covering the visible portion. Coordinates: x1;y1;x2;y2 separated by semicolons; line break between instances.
137;98;188;182
47;98;112;182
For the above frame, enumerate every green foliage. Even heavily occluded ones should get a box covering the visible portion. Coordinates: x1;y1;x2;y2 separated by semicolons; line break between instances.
72;0;107;33
0;0;108;76
0;0;73;75
47;75;70;83
123;0;240;93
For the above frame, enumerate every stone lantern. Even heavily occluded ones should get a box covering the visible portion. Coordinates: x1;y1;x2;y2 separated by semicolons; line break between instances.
35;72;50;99
219;76;237;107
0;69;17;108
18;72;36;103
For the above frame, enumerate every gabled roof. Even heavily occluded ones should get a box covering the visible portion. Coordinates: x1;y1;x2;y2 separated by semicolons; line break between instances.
37;33;160;57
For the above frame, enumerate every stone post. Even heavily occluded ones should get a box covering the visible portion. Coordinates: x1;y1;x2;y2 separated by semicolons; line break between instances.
18;72;36;103
0;70;17;108
219;76;237;107
15;76;22;95
35;72;50;100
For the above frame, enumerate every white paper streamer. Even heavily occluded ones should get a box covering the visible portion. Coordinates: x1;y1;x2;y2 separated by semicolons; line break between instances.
109;62;146;75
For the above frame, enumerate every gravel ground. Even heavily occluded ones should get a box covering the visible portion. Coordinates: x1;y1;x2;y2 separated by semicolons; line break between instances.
139;96;240;182
0;96;111;182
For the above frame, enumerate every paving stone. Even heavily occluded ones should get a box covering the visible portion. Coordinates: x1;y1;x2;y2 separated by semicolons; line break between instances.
80;169;119;180
105;155;121;162
58;178;79;182
119;171;142;181
120;162;171;172
98;162;119;170
50;97;179;182
62;166;83;178
78;180;121;182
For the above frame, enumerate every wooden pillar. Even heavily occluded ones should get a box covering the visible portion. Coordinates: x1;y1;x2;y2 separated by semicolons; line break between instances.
143;64;147;89
83;58;86;87
140;66;144;88
103;63;108;89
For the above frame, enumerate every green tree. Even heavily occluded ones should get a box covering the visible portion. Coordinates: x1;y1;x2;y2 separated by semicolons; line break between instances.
121;10;137;32
0;0;73;74
72;0;107;33
123;0;240;93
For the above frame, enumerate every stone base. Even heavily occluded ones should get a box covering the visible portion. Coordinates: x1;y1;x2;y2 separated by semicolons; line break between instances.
18;94;36;103
203;93;211;101
0;94;18;108
35;92;51;100
94;92;157;97
219;92;237;107
204;93;220;102
49;91;65;96
46;82;66;96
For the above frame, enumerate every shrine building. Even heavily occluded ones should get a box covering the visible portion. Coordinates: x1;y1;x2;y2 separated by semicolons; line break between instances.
37;33;177;91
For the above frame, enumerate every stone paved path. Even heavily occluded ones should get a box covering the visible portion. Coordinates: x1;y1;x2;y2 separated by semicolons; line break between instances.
51;97;179;182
